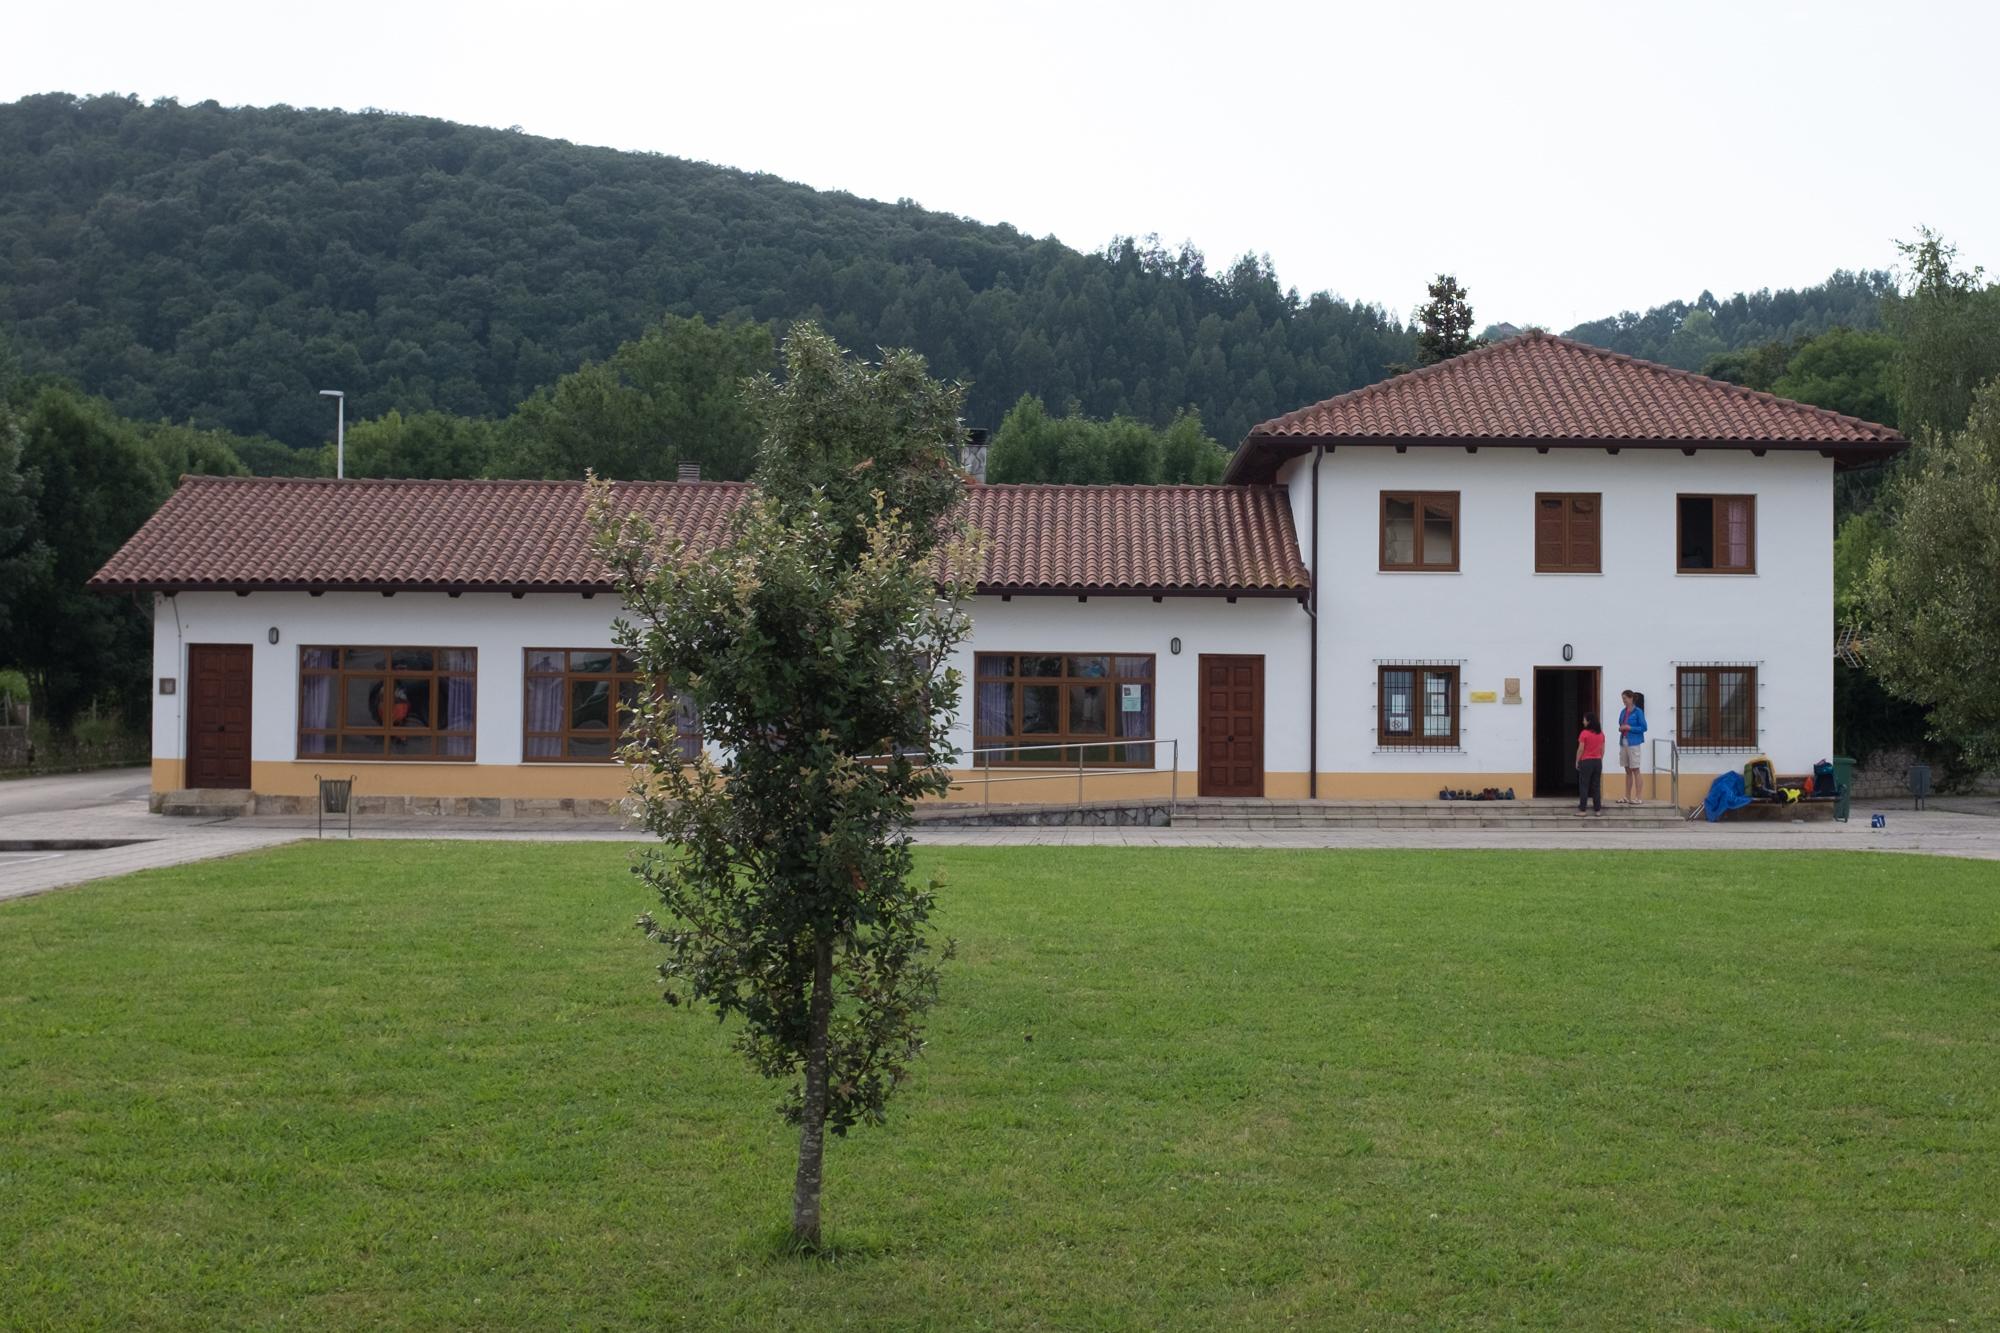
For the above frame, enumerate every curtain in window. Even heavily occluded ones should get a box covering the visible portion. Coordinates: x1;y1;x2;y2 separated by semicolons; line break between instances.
1720;498;1751;568
440;675;476;756
674;694;702;762
975;682;1012;738
299;678;334;752
299;648;335;753
525;674;563;757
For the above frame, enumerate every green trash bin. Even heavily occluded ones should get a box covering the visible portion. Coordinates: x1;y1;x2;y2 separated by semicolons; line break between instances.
1831;756;1856;823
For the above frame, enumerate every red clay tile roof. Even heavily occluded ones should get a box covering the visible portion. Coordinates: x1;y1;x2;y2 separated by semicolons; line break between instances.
964;484;1307;596
1226;331;1907;482
89;476;1311;599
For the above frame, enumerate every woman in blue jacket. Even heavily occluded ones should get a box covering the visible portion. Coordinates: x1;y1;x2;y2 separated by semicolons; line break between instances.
1617;689;1649;805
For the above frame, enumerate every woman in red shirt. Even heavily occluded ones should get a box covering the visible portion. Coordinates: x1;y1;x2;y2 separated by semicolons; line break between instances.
1575;712;1606;816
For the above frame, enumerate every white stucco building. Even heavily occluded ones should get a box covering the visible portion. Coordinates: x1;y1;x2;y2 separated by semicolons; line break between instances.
92;333;1904;810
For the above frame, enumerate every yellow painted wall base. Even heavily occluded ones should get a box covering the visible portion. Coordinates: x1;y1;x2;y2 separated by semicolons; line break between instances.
156;759;632;800
152;759;1713;806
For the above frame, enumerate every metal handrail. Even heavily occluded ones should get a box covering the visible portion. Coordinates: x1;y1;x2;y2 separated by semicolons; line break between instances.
1649;737;1679;808
953;738;1182;815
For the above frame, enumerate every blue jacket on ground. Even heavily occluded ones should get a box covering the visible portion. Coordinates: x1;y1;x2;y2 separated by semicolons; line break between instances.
1703;770;1752;822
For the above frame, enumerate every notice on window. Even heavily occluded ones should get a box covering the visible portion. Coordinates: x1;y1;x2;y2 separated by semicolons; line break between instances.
1120;683;1143;712
1388;715;1411;733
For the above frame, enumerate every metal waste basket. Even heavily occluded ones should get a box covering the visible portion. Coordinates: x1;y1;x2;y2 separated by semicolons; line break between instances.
1908;763;1932;811
1831;756;1855;823
317;774;355;838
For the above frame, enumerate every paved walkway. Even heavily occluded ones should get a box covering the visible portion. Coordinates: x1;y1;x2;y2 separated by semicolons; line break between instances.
1;770;1994;903
911;812;2000;857
0;769;305;903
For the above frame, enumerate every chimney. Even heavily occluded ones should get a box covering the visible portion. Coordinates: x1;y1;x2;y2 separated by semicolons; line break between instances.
957;428;989;484
677;460;701;483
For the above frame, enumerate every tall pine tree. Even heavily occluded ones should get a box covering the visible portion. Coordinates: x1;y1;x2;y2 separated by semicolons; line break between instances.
1414;274;1485;366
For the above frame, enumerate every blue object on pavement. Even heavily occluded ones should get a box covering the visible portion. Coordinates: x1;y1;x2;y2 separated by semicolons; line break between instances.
1702;770;1753;823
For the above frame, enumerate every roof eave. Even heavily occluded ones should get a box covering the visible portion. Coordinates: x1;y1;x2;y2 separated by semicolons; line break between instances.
976;583;1310;600
1225;433;1909;482
92;577;1315;601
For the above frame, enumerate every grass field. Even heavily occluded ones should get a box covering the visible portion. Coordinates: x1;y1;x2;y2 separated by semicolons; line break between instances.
1;843;1996;1329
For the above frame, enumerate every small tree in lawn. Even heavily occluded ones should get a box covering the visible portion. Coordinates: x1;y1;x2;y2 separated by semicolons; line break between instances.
589;323;981;1249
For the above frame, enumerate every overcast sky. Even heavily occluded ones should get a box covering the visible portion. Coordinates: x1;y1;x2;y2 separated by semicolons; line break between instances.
8;0;1995;330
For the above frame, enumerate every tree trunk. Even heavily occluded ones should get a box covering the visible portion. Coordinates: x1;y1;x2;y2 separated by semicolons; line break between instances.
790;932;835;1248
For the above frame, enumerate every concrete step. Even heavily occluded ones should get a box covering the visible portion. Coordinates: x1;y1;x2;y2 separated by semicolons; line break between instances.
1176;815;1689;830
151;788;255;818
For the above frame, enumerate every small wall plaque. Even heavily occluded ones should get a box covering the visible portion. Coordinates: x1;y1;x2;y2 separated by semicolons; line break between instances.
1469;690;1498;703
1502;677;1522;704
159;677;177;695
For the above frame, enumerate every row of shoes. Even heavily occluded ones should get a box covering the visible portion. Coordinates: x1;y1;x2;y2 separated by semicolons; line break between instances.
1439;787;1515;801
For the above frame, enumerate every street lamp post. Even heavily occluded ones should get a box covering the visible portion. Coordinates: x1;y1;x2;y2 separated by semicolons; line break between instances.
319;389;345;478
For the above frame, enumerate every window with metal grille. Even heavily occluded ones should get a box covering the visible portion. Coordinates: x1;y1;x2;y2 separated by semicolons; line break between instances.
1676;665;1757;747
1378;664;1459;746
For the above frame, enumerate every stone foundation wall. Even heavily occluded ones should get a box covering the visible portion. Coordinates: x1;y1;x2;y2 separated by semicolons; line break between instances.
250;793;629;819
1849;748;2000;800
913;800;1172;828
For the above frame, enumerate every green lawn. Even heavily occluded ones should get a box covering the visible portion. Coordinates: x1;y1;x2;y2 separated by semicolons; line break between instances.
2;844;1996;1329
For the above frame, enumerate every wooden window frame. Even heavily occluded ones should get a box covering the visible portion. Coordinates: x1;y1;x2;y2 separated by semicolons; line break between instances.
1379;491;1460;571
523;648;700;763
1377;664;1460;747
297;646;477;761
972;653;1157;767
1676;493;1757;574
1675;665;1758;748
1534;492;1602;573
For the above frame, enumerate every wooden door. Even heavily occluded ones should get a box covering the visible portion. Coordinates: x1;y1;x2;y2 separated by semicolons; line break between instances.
186;644;253;789
1531;666;1601;797
1199;654;1264;797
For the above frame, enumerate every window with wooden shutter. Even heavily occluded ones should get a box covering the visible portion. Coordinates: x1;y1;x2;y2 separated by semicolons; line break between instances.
1534;493;1601;573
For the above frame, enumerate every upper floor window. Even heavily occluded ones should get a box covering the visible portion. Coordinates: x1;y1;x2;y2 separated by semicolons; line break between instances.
1678;494;1755;573
1535;493;1601;573
1381;491;1459;571
1676;665;1757;747
974;653;1155;765
525;648;699;762
1378;664;1459;747
298;646;476;759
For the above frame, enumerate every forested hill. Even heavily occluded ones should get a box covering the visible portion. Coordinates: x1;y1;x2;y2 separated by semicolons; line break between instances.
0;93;1418;448
1562;270;1894;370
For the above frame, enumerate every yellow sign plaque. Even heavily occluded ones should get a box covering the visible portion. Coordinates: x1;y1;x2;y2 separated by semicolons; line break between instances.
1469;690;1498;703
